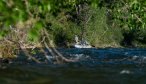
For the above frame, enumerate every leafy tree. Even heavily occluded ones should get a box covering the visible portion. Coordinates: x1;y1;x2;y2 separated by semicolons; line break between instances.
101;0;146;46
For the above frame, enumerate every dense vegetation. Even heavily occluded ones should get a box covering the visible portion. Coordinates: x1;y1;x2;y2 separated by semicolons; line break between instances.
0;0;146;61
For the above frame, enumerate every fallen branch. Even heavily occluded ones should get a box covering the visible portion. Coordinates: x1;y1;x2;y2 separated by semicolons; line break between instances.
43;28;78;63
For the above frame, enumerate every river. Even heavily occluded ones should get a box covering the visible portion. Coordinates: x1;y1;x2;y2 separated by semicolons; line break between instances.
0;48;146;84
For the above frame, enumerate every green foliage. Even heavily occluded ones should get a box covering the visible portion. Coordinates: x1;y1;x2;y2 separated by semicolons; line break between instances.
27;21;43;42
100;0;146;46
108;0;146;31
0;0;146;48
0;30;8;40
0;0;100;41
84;7;122;47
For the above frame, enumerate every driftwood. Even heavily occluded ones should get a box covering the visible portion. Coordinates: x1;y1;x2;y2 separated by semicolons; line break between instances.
42;28;78;64
0;25;78;64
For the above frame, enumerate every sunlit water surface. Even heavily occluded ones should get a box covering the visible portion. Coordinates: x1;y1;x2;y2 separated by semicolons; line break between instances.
0;48;146;84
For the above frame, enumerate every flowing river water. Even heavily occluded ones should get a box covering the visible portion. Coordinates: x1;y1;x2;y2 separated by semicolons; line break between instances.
0;48;146;84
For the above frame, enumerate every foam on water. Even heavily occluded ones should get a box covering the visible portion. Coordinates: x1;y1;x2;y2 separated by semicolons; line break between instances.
13;48;146;65
1;48;146;84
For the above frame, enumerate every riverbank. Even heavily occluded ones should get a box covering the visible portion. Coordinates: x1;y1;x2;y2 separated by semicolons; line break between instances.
0;2;146;59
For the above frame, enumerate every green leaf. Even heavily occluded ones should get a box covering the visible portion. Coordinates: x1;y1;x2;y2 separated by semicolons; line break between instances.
47;3;51;11
31;50;36;54
34;21;43;30
27;21;43;42
28;30;39;42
